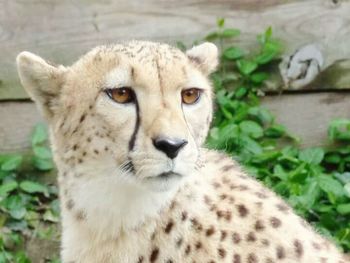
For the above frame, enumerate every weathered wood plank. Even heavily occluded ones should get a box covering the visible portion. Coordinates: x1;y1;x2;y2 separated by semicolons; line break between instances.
1;92;349;152
262;92;350;148
0;102;43;152
0;0;349;99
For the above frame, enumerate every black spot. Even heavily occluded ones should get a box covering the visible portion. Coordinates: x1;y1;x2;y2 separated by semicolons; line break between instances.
255;220;265;231
247;253;258;263
195;241;202;250
66;199;74;210
79;114;86;123
246;232;256;242
164;220;174;234
149;248;159;262
236;204;249;217
270;217;282;228
221;164;234;172
220;230;227;241
184;244;191;255
76;210;86;221
233;254;241;263
176;237;183;247
218;248;226;258
181;211;188;221
232;232;241;244
276;245;285;259
294;240;303;258
205;226;215;236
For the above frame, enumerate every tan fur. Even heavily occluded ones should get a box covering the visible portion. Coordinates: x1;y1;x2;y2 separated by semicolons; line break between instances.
16;41;348;263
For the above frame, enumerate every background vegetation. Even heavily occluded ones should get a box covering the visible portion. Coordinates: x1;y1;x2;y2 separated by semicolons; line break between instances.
0;19;349;262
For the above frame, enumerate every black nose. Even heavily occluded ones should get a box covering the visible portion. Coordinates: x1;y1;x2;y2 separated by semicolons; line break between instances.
152;137;188;159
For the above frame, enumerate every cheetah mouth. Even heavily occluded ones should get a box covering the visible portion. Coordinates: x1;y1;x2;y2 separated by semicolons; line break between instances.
158;171;182;179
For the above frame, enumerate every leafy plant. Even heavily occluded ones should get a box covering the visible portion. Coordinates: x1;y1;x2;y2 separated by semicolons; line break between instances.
205;19;350;252
1;19;350;262
0;124;59;262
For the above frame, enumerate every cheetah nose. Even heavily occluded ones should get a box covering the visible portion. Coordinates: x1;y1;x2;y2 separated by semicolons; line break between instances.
152;137;188;159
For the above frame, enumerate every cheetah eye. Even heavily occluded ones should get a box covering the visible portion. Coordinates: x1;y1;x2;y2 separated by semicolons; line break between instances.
181;88;202;105
105;87;135;104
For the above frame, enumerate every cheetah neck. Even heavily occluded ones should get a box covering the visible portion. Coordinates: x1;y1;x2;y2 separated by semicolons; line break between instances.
60;163;182;240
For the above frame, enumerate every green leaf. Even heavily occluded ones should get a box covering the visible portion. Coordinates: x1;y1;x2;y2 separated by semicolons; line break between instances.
257;26;272;45
33;157;54;171
289;163;307;183
43;209;60;223
20;181;48;195
9;207;26;220
318;174;345;199
273;164;288;181
298;148;325;165
255;49;278;64
33;146;52;159
265;124;286;138
31;123;48;146
337;204;350;215
328;119;350;141
223;47;244;60
1;155;23;171
0;181;18;196
265;27;272;39
334;172;350;184
176;41;186;52
221;28;240;38
222;72;240;83
236;59;258;75
239;135;263;155
324;153;341;164
303;180;321;209
234;86;248;99
14;252;31;263
4;195;26;220
248;107;273;125
217;18;225;28
205;32;219;41
250;72;269;84
239;120;264;139
344;183;350;198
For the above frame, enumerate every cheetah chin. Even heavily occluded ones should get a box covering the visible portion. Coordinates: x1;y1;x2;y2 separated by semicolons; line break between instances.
17;41;348;263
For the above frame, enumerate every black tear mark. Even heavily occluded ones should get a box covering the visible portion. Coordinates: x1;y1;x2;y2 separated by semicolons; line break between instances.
128;98;140;151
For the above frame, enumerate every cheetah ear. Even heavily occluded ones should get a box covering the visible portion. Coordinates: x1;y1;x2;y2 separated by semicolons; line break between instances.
16;51;66;120
186;42;219;75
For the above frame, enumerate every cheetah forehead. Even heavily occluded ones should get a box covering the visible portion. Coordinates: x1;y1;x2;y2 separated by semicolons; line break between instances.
84;41;187;68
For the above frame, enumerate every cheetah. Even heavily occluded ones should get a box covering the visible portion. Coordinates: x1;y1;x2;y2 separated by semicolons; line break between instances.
16;41;349;263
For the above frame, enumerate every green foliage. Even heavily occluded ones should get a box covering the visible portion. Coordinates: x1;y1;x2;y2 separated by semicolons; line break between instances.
1;19;350;261
205;18;350;252
0;124;59;262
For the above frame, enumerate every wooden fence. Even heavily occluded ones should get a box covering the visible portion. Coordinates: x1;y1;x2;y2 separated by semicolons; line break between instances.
0;0;350;152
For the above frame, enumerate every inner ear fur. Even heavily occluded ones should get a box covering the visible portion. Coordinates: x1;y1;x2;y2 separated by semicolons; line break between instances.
16;52;66;120
186;42;219;75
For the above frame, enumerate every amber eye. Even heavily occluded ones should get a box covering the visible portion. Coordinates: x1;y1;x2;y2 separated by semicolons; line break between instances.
181;88;202;105
105;87;135;104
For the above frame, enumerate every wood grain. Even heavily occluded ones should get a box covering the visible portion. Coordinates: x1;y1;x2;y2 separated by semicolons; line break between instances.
0;0;350;99
1;93;350;152
263;92;350;148
0;102;43;152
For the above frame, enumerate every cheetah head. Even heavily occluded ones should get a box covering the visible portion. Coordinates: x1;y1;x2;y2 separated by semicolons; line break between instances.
16;41;218;193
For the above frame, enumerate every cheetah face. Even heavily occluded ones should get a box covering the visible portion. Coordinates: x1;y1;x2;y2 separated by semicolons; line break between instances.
16;41;218;192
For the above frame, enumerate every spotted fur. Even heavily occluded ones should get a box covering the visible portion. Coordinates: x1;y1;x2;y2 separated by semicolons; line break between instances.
16;41;348;263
